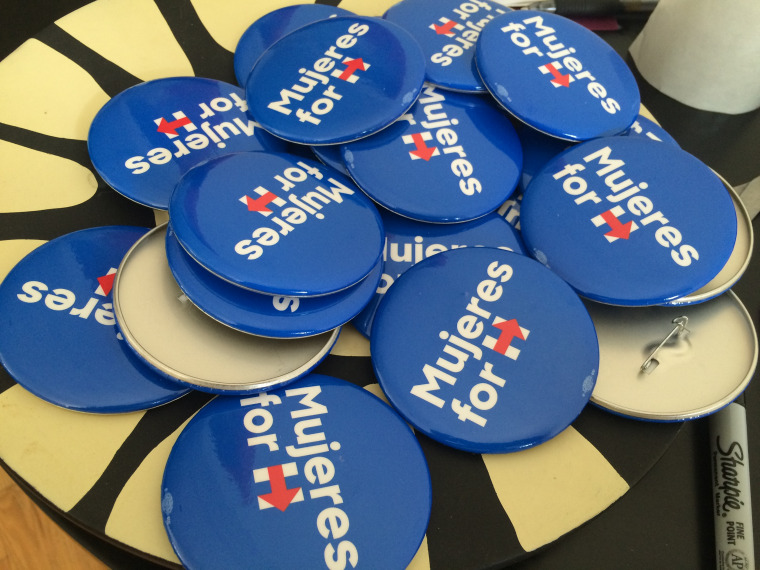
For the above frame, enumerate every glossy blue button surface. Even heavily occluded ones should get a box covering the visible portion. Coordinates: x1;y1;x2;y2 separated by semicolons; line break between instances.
521;136;737;306
0;227;190;413
234;4;353;87
475;11;640;141
162;374;431;569
371;247;598;453
166;226;382;338
353;210;526;337
88;77;288;210
169;151;384;297
342;85;523;223
246;16;426;145
383;0;510;93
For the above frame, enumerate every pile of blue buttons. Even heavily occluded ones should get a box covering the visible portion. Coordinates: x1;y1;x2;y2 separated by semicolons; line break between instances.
11;0;747;470
2;2;750;568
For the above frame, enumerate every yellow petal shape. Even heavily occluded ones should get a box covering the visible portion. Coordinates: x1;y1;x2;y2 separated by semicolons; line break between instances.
56;0;193;82
330;323;370;357
340;0;398;16
0;140;97;213
0;385;144;511
0;39;110;140
190;0;305;53
0;239;45;284
483;426;629;552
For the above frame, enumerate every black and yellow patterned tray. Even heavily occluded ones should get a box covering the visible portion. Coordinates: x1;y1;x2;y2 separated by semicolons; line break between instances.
0;1;681;567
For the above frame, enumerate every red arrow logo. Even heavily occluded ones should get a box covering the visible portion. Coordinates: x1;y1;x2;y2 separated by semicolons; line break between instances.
258;464;301;512
243;192;279;213
600;209;634;240
543;63;571;88
156;115;193;136
96;272;116;296
337;58;367;81
433;19;458;35
491;319;525;355
408;133;438;161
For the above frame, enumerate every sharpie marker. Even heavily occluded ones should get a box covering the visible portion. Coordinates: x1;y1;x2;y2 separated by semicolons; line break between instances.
710;396;755;570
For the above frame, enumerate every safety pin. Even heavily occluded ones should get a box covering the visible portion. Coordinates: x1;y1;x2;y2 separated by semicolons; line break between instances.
640;316;690;374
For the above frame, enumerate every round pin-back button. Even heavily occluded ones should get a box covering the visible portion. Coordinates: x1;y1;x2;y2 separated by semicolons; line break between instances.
475;10;640;141
234;4;354;87
113;225;339;394
587;291;757;421
342;85;523;223
0;226;191;413
623;114;679;146
521;136;738;306
88;77;289;210
166;225;382;338
383;0;511;93
353;210;526;337
169;151;384;297
162;373;431;569
371;247;598;453
246;16;426;145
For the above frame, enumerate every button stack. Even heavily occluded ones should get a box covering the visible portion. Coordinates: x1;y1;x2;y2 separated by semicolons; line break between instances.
1;2;754;569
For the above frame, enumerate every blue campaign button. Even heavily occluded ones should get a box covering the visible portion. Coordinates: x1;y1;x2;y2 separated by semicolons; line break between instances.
475;11;640;141
162;374;431;569
342;85;523;223
166;225;382;338
623;114;680;146
353;209;526;337
521;136;737;306
0;227;190;413
88;77;289;210
383;0;511;93
246;16;426;145
234;4;354;87
371;247;598;453
169;151;384;297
